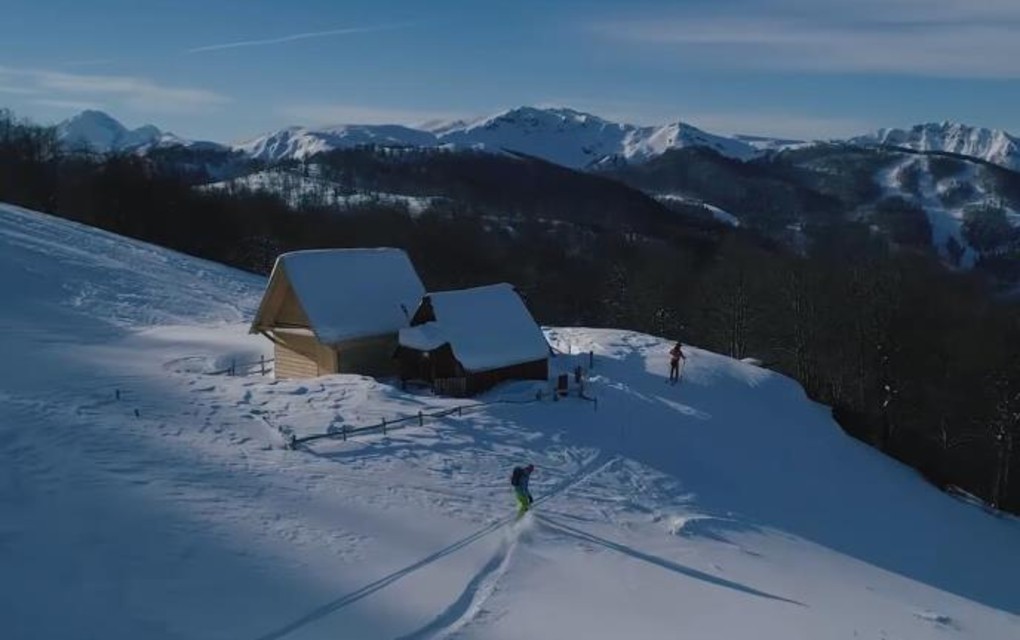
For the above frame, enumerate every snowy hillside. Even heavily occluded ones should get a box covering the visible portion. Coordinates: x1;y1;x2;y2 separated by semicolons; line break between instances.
234;124;440;162
235;106;759;168
2;202;1019;639
201;168;442;215
57;110;225;154
734;133;810;152
656;193;742;226
877;154;1020;266
854;122;1020;172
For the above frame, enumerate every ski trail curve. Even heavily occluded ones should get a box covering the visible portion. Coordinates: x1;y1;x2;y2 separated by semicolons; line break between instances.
250;452;618;640
393;454;619;639
395;532;520;640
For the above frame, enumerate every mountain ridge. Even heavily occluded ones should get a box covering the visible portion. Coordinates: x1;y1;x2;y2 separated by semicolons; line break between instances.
56;108;1020;175
56;109;225;154
852;122;1020;172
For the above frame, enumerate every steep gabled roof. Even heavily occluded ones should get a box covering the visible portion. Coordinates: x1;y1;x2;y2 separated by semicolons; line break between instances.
251;248;424;344
399;283;549;372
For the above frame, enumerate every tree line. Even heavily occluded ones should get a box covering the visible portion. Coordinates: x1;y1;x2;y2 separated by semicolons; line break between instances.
1;108;1017;513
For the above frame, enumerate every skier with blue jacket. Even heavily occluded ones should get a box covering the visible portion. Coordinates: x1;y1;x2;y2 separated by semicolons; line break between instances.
511;464;535;515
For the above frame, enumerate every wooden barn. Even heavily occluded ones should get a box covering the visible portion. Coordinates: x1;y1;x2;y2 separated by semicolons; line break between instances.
396;283;550;396
250;248;425;379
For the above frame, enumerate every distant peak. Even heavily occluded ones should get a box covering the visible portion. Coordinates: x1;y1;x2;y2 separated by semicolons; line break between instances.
486;105;609;125
64;109;123;127
57;109;166;153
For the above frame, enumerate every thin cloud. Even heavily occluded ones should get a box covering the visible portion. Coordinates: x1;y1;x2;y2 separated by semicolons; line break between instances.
681;111;873;140
0;84;39;95
591;1;1020;78
187;23;413;54
0;65;229;114
280;103;466;127
31;98;105;111
63;58;117;68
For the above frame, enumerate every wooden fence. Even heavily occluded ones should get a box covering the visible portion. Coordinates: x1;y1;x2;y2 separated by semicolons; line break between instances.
285;382;597;450
209;355;274;377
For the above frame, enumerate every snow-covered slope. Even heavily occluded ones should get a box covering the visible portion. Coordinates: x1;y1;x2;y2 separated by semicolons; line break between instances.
2;202;1018;639
656;193;742;226
200;168;443;215
235;106;759;167
854;122;1020;172
234;124;440;162
876;154;1020;266
734;133;811;152
57;110;224;154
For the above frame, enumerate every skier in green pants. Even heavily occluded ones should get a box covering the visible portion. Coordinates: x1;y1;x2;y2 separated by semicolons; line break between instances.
511;464;535;515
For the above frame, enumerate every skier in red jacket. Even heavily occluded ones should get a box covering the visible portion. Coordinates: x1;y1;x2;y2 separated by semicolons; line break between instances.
669;342;686;384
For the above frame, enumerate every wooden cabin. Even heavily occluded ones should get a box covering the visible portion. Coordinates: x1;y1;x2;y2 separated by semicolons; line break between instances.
396;283;550;396
250;248;425;379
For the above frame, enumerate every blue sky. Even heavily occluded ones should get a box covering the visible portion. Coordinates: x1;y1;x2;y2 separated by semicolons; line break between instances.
2;0;1020;143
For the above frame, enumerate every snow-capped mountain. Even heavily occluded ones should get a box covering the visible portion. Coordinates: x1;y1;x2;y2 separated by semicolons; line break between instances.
234;124;440;162
56;110;222;154
57;110;160;152
433;107;758;167
57;109;1020;177
235;106;761;168
852;122;1020;172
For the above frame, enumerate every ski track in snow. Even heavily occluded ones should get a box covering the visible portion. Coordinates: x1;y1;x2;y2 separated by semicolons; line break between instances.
393;455;624;640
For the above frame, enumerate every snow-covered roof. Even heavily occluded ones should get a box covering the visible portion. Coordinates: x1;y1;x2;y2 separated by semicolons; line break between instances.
399;283;549;372
256;248;424;343
399;322;447;351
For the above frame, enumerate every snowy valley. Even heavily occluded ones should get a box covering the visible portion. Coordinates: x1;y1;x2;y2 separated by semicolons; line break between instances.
2;201;1019;639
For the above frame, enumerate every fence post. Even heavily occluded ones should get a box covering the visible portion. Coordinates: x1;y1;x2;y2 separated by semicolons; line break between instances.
115;389;120;401
418;410;423;426
589;350;594;369
382;418;387;435
230;358;236;377
342;424;347;442
260;355;266;376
